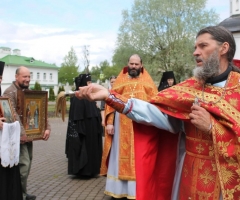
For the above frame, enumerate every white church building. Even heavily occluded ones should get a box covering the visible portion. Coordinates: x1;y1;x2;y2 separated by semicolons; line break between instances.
219;0;240;63
0;47;59;95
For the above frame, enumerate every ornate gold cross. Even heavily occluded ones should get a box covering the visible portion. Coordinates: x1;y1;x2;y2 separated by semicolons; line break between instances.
196;144;204;154
129;82;137;98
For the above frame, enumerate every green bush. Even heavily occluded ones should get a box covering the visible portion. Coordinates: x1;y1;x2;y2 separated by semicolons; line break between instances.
57;86;65;94
49;87;55;101
33;81;42;91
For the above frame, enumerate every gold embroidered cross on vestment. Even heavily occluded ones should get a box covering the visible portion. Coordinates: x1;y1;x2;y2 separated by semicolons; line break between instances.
129;83;137;98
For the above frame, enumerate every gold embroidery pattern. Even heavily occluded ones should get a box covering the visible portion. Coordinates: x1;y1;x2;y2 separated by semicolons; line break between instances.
196;144;204;154
217;141;230;157
212;121;240;198
229;98;238;108
209;145;214;158
223;189;234;200
211;162;217;172
199;168;215;186
183;165;188;178
215;124;225;137
220;166;236;185
197;191;211;200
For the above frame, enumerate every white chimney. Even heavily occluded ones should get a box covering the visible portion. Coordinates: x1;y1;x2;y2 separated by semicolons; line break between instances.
12;49;21;56
230;0;240;16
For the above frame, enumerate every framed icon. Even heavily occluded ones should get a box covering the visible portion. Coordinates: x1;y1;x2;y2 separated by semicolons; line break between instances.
17;90;48;141
0;97;15;123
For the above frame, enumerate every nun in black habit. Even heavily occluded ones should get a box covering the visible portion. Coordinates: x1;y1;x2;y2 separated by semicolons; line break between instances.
0;61;23;200
158;71;177;91
65;74;102;177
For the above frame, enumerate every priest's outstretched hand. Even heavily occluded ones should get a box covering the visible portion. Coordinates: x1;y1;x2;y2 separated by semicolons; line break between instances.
75;84;109;101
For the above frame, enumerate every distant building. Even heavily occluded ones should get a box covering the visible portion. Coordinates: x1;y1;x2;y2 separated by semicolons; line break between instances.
219;0;240;60
0;47;59;95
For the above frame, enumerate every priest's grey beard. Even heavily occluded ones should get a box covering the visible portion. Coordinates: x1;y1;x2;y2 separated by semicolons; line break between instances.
193;50;220;83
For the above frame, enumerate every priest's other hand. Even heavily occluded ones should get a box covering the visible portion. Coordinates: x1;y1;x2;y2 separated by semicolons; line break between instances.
189;104;212;133
75;84;109;101
106;124;114;135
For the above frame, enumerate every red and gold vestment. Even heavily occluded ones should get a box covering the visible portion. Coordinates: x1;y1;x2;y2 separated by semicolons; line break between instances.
149;71;240;199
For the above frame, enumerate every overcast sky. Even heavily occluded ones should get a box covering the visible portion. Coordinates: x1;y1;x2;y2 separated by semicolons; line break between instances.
0;0;230;70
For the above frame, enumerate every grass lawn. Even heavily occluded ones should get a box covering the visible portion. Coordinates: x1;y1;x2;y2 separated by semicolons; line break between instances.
47;102;70;119
48;102;70;112
48;103;56;112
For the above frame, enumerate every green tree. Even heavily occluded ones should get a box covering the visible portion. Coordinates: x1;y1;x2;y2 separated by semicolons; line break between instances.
49;87;55;101
113;0;219;82
33;81;42;91
57;86;65;94
90;65;102;82
89;60;121;82
102;65;121;81
58;47;79;84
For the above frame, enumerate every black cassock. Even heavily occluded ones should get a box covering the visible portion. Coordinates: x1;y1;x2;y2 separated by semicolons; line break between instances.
0;161;23;200
66;97;103;177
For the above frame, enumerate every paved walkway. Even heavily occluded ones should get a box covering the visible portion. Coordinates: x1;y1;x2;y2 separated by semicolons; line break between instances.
27;117;112;200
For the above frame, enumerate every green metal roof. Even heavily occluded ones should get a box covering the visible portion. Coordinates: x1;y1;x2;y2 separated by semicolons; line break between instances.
0;55;59;68
0;47;11;50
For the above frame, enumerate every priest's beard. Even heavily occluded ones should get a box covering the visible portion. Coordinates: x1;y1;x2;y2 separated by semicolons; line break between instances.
193;50;220;83
128;67;141;78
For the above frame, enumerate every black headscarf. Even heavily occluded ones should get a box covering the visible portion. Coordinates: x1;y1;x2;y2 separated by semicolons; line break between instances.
74;74;91;90
70;73;99;120
158;71;176;91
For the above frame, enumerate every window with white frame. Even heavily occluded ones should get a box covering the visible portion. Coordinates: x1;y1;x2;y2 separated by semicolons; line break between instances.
50;73;52;80
30;72;33;79
43;73;46;80
37;72;40;79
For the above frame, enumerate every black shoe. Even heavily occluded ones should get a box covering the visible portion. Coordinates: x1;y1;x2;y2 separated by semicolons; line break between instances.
26;194;36;200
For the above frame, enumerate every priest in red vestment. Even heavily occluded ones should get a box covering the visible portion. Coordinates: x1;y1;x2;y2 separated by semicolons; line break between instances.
75;26;240;200
101;54;158;199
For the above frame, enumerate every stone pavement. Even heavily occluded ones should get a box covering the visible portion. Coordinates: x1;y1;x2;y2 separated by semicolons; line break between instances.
27;117;112;200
